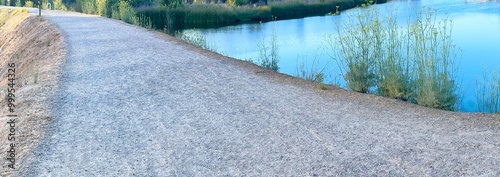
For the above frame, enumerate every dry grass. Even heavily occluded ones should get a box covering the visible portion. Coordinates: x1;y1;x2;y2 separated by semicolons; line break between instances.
0;10;65;176
0;9;10;26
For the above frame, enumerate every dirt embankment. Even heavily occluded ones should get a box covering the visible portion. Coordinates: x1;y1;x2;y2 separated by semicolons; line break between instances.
0;10;65;176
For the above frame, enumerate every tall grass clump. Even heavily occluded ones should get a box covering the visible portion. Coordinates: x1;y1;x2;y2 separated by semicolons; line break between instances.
136;14;153;29
328;6;461;111
295;53;327;82
0;9;9;27
295;53;331;89
0;8;28;26
476;67;500;114
257;29;279;71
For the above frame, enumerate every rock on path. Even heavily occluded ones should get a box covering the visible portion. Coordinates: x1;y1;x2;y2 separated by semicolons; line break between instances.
17;11;500;176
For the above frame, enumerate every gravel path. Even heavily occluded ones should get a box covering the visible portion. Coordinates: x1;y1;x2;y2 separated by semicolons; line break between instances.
16;11;500;176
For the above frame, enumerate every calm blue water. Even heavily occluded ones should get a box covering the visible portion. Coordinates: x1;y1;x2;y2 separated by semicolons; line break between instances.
187;0;500;112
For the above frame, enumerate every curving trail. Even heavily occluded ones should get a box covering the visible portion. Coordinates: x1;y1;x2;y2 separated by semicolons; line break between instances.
16;10;500;176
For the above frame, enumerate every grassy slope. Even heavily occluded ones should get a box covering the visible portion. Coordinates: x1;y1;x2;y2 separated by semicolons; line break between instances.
0;9;65;176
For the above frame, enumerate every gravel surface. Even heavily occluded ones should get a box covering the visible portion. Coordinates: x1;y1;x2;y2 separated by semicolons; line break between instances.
16;11;500;176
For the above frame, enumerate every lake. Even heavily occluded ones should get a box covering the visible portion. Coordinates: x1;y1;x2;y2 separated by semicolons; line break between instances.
184;0;500;112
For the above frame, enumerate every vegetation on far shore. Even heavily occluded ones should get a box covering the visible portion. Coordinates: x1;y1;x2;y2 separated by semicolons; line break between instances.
136;0;387;31
1;0;387;31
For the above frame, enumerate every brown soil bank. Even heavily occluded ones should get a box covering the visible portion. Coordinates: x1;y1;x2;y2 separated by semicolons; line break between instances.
0;9;65;176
